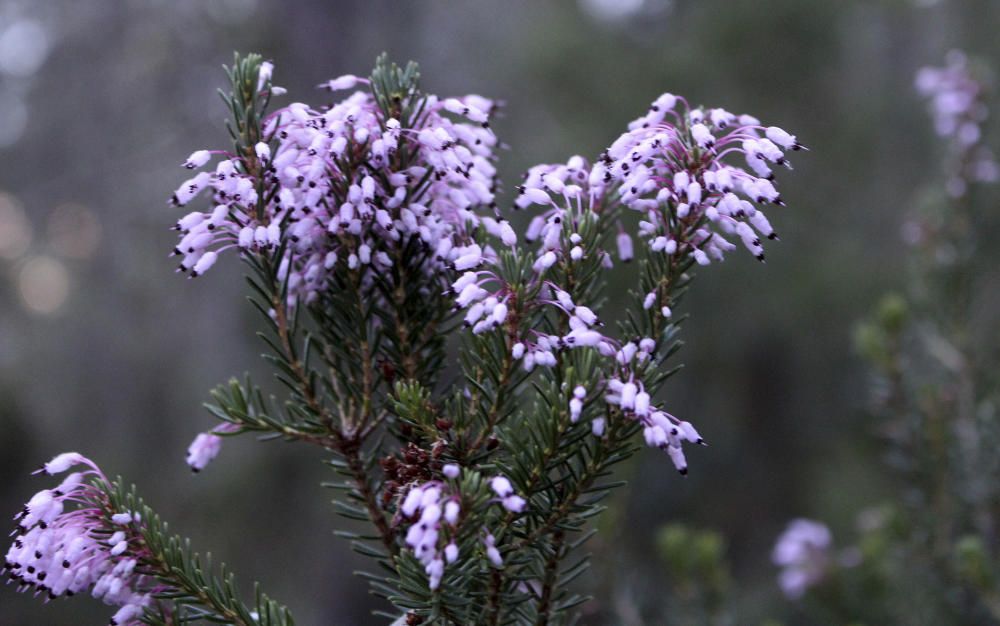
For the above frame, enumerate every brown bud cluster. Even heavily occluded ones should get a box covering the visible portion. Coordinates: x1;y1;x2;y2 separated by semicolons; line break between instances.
380;443;434;506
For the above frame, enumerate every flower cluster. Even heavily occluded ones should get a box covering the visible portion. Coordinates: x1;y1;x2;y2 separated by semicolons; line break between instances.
916;51;989;144
4;453;159;625
515;284;609;370
517;156;614;275
452;247;708;467
915;50;998;195
771;518;832;599
170;62;501;306
452;155;616;366
453;269;612;369
399;465;524;590
600;94;800;266
604;373;704;474
450;92;804;477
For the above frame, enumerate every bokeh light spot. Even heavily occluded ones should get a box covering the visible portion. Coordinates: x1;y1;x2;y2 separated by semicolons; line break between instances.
579;0;645;21
0;19;50;77
18;255;70;315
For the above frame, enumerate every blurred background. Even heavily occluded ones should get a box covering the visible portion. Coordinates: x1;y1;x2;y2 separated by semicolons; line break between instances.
0;0;998;623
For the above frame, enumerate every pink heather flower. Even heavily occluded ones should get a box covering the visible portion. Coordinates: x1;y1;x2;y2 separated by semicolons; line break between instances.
489;476;514;498
591;417;606;436
569;397;583;423
41;451;87;475
616;230;634;262
185;422;240;472
170;61;501;311
772;518;833;599
256;61;274;92
318;74;363;92
182;150;212;169
400;481;463;590
604;373;705;475
399;473;524;589
916;51;998;195
502;495;526;513
484;533;503;567
916;51;986;141
185;433;222;472
486;474;529;513
6;454;162;624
